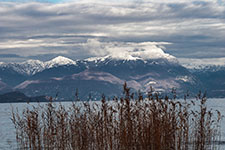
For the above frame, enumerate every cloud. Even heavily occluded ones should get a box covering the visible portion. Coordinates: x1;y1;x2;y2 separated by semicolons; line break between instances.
178;57;225;68
0;0;224;62
83;39;175;61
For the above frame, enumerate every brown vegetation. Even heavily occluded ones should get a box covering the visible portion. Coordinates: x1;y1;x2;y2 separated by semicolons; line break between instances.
11;84;222;150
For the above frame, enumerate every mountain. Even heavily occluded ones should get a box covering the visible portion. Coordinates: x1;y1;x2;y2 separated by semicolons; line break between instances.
10;60;45;75
179;58;225;97
190;65;225;98
0;56;77;85
13;55;201;99
179;57;225;70
0;56;76;75
0;55;224;100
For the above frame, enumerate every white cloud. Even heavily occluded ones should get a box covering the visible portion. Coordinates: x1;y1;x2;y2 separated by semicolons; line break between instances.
0;0;224;62
83;39;176;61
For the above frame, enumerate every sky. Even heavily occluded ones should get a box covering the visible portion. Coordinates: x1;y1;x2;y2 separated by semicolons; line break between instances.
0;0;224;64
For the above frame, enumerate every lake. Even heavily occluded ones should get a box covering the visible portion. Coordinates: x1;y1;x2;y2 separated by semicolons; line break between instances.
0;98;225;149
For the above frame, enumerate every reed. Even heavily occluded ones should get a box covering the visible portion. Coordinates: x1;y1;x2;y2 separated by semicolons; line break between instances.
11;84;222;150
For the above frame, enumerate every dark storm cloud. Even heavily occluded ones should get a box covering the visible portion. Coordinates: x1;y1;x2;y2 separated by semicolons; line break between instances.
0;0;224;62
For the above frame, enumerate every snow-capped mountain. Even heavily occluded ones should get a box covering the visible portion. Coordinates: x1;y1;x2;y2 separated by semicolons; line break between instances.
0;54;225;99
45;56;77;69
190;65;225;98
0;51;177;77
178;57;225;70
189;65;225;73
0;56;79;87
84;55;112;63
11;60;45;75
12;55;200;99
0;56;77;76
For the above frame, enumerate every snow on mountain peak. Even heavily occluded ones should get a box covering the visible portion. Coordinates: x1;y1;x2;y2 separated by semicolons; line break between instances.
85;55;112;62
14;59;45;75
45;56;77;68
22;59;44;65
0;56;78;76
178;57;225;69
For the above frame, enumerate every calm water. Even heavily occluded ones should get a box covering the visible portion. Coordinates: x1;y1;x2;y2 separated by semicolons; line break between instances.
0;99;225;149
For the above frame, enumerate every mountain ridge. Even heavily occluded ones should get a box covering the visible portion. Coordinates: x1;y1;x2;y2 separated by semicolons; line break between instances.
0;55;224;99
0;55;180;76
0;56;76;75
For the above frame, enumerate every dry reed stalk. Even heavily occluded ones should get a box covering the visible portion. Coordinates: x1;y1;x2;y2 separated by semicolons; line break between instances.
11;83;222;150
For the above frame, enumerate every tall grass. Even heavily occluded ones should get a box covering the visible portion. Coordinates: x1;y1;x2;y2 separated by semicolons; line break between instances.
11;84;222;150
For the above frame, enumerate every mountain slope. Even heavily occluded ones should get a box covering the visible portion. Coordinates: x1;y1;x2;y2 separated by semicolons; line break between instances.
15;70;125;99
0;66;27;87
0;80;11;94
